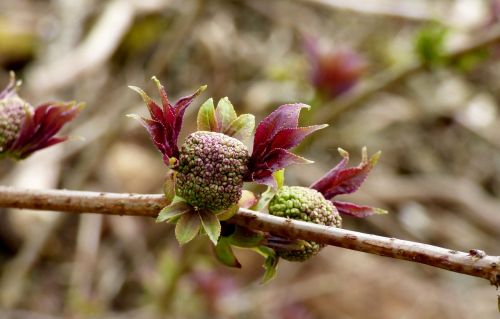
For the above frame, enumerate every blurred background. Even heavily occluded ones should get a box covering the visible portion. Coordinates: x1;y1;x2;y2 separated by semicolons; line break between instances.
1;0;500;318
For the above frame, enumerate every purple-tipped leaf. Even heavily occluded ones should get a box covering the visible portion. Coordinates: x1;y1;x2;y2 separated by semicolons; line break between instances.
252;103;309;158
269;125;327;151
252;149;312;187
248;103;325;185
333;201;387;218
129;78;205;165
10;102;83;158
311;147;380;199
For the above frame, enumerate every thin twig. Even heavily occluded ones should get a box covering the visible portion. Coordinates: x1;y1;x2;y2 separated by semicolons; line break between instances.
301;0;441;23
0;186;498;286
314;23;500;123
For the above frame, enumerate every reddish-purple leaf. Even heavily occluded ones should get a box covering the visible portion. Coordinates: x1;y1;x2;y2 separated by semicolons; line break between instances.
265;148;313;171
252;149;313;187
129;78;205;165
304;36;366;99
247;103;325;185
252;103;310;158
269;125;327;151
250;172;277;188
311;147;380;199
332;200;387;218
10;102;83;158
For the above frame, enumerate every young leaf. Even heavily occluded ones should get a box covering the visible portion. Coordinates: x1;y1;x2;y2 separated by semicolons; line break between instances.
215;97;237;132
197;98;218;132
332;201;388;218
238;190;257;209
163;170;176;204
128;79;205;164
225;114;255;145
252;186;276;212
228;226;264;248
310;147;380;199
156;201;192;223
216;204;239;221
214;237;241;268
247;103;325;186
254;246;279;284
274;169;285;190
175;211;201;245
199;210;221;245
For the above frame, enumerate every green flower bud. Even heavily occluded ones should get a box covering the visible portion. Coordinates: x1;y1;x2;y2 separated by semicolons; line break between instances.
176;131;249;211
269;186;341;261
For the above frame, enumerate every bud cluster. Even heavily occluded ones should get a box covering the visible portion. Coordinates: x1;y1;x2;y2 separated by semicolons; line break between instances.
176;131;249;211
0;96;30;151
269;186;341;261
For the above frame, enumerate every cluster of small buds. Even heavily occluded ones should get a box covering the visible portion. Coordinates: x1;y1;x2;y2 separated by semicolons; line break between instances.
0;97;30;151
0;72;82;159
176;131;249;211
269;186;341;261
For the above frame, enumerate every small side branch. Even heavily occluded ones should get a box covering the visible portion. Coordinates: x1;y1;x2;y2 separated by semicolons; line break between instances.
0;186;498;286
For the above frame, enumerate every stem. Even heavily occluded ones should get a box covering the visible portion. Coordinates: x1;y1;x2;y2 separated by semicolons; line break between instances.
0;186;498;286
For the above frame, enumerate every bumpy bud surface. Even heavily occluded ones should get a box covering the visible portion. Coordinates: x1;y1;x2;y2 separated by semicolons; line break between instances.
269;186;341;261
0;96;30;152
176;131;249;211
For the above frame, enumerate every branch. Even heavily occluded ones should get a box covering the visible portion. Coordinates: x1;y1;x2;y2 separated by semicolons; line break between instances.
314;23;500;123
0;186;498;286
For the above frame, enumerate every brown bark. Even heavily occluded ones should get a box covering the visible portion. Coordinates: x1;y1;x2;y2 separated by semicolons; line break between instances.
0;186;498;286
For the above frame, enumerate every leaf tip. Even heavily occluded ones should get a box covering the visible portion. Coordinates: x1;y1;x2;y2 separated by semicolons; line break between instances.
374;208;388;215
371;150;382;165
198;85;208;93
337;147;349;159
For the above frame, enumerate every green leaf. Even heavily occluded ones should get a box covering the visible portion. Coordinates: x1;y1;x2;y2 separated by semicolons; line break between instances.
274;169;285;190
156;201;192;223
254;246;279;284
175;211;201;245
214;237;241;268
197;98;218;132
215;97;237;132
225;114;255;144
216;204;239;221
238;190;257;209
163;170;176;204
228;226;264;248
199;210;221;245
252;186;276;212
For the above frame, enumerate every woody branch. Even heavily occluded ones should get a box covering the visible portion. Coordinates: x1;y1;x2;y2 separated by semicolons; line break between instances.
0;186;498;286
